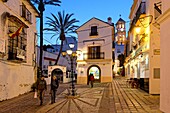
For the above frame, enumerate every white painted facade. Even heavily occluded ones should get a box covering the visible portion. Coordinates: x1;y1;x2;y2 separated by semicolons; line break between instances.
125;0;160;94
0;0;39;101
76;17;114;84
156;0;170;112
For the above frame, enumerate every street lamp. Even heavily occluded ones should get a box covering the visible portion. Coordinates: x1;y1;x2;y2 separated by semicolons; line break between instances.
62;43;77;96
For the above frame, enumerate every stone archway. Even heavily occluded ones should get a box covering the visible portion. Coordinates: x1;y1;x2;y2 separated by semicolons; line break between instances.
87;65;101;83
51;68;63;82
48;66;66;83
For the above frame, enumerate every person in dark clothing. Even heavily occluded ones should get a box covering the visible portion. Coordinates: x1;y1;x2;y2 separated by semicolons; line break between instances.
89;73;94;88
36;75;47;105
51;75;59;104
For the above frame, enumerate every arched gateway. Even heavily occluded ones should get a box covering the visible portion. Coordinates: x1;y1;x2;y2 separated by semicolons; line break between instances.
48;65;72;83
87;65;101;83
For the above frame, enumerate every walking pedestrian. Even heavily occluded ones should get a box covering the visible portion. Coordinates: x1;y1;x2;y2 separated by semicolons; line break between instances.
89;73;94;88
51;75;59;104
36;75;47;105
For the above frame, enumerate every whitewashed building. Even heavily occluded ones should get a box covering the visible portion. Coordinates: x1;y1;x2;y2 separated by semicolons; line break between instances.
0;0;39;101
36;38;78;84
36;46;73;84
156;0;170;112
125;0;161;94
76;17;115;84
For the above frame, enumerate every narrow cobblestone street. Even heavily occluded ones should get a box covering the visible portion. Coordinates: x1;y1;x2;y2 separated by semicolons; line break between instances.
0;77;162;113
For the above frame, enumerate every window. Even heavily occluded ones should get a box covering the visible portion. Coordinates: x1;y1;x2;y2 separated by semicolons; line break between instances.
154;68;160;79
88;46;101;59
43;65;46;68
8;19;27;62
20;4;32;23
90;26;98;36
49;61;52;66
117;49;121;53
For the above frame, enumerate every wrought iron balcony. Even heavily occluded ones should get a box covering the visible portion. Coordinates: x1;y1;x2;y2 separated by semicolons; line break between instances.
136;2;146;21
83;52;104;60
129;2;146;31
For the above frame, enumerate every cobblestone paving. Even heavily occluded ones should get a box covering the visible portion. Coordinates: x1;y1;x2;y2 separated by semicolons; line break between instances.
0;84;69;113
112;78;162;113
0;77;162;113
36;83;112;113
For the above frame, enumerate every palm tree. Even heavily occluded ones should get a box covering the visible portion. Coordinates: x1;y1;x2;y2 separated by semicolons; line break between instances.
31;0;61;77
44;11;79;65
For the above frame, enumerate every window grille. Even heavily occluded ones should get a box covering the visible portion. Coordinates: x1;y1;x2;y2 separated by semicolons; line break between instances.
8;19;27;62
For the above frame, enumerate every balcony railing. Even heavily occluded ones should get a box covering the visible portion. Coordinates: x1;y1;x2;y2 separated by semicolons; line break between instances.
20;5;32;23
139;37;145;45
136;2;146;21
83;52;104;60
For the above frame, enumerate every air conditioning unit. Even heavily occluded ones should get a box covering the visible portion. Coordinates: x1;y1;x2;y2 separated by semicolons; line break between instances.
16;48;25;60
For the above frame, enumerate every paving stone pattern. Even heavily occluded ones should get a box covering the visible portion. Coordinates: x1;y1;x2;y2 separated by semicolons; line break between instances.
0;77;162;113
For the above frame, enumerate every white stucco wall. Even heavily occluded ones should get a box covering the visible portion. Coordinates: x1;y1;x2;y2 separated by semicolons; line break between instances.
157;1;170;111
76;18;113;84
77;18;113;60
0;62;34;100
0;0;38;101
128;0;161;94
77;61;112;84
160;18;170;113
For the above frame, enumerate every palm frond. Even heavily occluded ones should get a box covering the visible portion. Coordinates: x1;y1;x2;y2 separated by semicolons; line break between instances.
31;0;40;4
44;10;79;46
31;0;61;6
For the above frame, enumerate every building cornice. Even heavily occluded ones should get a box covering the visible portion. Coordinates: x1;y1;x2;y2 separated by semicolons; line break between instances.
156;8;170;24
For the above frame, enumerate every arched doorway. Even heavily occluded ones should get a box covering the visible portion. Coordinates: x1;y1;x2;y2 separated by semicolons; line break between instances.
87;65;101;83
51;68;63;82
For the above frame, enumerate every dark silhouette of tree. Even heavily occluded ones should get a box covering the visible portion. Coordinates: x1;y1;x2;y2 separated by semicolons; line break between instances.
118;53;125;76
44;11;79;65
118;53;125;67
31;0;61;77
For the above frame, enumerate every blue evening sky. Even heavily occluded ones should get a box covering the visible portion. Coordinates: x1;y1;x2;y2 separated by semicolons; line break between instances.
36;0;133;45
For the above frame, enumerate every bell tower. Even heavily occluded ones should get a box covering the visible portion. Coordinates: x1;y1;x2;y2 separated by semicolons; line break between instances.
115;15;126;45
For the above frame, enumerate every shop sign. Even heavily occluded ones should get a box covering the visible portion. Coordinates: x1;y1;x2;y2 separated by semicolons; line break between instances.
154;49;160;55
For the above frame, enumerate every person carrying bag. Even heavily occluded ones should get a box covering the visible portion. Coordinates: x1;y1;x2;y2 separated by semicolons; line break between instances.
36;75;47;105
